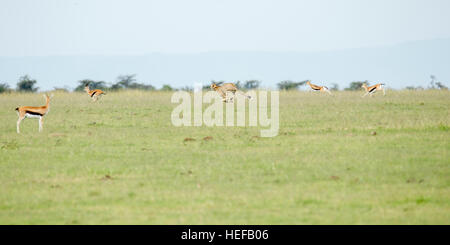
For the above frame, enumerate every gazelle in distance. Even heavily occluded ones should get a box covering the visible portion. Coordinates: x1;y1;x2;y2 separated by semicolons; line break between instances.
211;83;252;102
306;81;332;95
15;93;53;133
84;83;106;102
361;83;386;97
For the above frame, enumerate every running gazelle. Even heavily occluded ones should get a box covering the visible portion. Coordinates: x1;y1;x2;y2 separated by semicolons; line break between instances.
211;83;252;102
362;83;386;97
306;81;332;95
84;84;106;101
15;94;53;133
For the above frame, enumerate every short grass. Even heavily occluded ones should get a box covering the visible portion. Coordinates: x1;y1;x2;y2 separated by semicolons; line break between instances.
0;90;449;224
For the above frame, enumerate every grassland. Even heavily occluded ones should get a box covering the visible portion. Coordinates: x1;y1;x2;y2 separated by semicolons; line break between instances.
0;90;449;224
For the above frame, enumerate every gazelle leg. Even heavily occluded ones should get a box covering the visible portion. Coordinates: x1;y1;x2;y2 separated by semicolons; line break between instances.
362;92;369;97
39;117;43;132
226;93;232;103
230;91;236;102
219;91;227;102
236;90;249;99
222;94;227;102
229;91;236;102
383;88;386;96
17;116;24;134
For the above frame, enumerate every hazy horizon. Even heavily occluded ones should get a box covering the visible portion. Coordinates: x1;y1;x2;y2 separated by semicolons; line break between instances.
1;37;447;58
1;37;449;91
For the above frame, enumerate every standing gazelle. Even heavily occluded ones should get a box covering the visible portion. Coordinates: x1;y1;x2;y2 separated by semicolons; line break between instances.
306;81;332;95
84;84;106;102
15;94;53;133
362;83;386;97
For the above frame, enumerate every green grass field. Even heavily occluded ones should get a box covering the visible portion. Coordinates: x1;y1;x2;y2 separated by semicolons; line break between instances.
0;90;449;224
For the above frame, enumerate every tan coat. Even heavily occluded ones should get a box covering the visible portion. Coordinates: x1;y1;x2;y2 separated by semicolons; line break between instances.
15;94;52;133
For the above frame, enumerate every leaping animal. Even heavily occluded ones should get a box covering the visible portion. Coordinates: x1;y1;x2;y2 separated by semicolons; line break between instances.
306;81;332;95
362;83;386;97
211;83;252;102
84;84;106;102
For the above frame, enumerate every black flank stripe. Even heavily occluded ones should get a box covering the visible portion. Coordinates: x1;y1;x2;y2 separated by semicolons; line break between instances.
313;87;321;90
369;87;377;93
25;110;43;116
91;91;97;97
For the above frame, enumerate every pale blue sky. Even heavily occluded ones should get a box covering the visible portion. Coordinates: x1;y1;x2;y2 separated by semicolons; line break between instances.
1;0;450;56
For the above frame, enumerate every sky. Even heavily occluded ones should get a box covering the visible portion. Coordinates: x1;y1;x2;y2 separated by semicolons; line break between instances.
1;0;450;56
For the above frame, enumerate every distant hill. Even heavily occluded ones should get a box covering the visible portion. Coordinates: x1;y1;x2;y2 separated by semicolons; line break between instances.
0;38;449;91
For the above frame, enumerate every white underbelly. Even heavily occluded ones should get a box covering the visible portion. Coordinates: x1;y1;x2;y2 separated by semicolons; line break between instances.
25;113;42;119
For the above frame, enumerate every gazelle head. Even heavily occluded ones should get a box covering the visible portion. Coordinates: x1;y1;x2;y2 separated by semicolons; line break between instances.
306;80;311;85
43;93;53;100
362;83;368;89
84;84;90;93
43;93;53;105
210;83;218;90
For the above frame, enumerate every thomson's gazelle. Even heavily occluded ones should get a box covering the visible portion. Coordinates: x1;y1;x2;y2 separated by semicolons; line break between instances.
15;94;53;133
362;83;386;97
84;84;106;102
211;83;252;102
306;81;332;95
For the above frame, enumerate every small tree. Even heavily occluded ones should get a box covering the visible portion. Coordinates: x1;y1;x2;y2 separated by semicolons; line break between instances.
111;74;137;90
345;81;366;91
180;86;193;92
243;80;261;90
429;75;437;89
330;83;339;91
277;80;306;90
16;75;38;92
436;82;448;90
110;75;155;91
0;83;10;93
160;84;174;91
428;75;447;90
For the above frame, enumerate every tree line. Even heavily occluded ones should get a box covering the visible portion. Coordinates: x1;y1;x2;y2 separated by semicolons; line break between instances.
0;74;447;93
